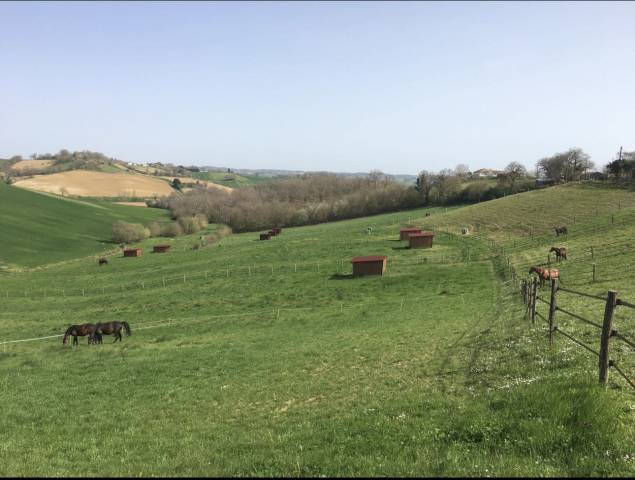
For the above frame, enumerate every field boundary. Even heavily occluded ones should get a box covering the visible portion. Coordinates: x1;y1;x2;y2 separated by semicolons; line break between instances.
0;290;479;348
518;277;635;390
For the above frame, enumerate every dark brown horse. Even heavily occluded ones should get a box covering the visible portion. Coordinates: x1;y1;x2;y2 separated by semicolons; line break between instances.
554;226;568;236
98;258;108;266
94;321;131;343
529;266;560;287
550;247;567;262
63;323;100;347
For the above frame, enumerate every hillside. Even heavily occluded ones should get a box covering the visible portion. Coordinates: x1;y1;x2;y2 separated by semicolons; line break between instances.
12;170;176;198
0;184;634;476
0;183;168;268
193;170;273;188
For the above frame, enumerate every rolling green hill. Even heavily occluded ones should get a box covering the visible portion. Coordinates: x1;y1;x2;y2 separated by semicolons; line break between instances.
0;183;168;268
0;184;634;476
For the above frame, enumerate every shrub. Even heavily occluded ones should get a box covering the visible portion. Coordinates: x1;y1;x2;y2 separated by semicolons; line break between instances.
147;221;162;237
160;222;183;237
194;213;208;230
112;221;150;243
177;216;200;235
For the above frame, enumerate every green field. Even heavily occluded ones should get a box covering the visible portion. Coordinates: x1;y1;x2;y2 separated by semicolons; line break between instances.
193;171;275;188
0;184;634;476
0;183;169;269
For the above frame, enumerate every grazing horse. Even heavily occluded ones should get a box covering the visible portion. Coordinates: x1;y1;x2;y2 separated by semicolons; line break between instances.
98;257;108;266
94;321;132;343
550;247;567;262
529;266;560;287
554;226;568;236
63;323;100;347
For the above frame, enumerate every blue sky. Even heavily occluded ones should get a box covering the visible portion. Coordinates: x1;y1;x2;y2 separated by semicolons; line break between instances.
1;1;634;174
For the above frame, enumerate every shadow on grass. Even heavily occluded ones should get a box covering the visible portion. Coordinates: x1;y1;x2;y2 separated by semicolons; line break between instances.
392;246;410;251
329;273;357;280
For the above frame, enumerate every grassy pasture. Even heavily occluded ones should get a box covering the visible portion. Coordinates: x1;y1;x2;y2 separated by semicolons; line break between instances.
0;183;168;268
192;171;274;188
0;186;634;476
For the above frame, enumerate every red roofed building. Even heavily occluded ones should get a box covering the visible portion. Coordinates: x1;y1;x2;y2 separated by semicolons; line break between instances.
399;228;422;240
351;255;387;276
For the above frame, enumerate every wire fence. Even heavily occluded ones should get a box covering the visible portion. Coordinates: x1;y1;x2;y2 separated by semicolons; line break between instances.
519;276;635;391
0;290;464;349
0;249;495;300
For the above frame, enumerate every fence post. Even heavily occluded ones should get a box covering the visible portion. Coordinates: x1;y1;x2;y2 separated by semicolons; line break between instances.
599;290;618;385
591;246;594;259
548;278;558;344
592;263;596;283
531;278;537;324
162;277;166;287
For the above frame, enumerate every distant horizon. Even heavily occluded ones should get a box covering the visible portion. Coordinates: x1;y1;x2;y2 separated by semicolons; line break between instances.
1;1;633;175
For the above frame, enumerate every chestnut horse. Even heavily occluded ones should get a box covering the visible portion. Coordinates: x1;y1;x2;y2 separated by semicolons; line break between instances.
94;321;131;343
63;323;100;347
529;266;560;287
554;226;568;236
550;247;567;262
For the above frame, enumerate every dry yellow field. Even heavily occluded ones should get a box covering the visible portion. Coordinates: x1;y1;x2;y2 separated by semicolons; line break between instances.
10;160;54;171
158;176;233;192
114;201;149;207
13;171;175;197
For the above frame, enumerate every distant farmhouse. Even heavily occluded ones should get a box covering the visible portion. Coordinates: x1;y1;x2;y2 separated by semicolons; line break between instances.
472;168;504;178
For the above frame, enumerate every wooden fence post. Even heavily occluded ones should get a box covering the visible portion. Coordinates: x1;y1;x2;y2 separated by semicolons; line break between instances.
591;246;594;259
599;290;618;385
531;278;537;324
593;263;596;283
548;278;558;343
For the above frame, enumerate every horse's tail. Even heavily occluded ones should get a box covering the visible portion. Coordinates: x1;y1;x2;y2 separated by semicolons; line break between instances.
122;321;131;336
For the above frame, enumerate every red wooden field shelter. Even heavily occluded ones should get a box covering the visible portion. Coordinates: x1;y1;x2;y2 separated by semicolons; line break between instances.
260;233;271;240
351;255;387;276
408;231;434;249
399;227;422;240
153;245;171;253
272;227;282;235
123;248;143;257
268;230;278;236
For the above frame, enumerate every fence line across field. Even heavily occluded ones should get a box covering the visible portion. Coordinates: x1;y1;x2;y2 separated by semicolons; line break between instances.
519;275;635;391
0;254;494;300
0;290;463;347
